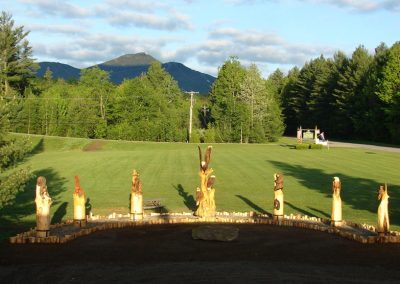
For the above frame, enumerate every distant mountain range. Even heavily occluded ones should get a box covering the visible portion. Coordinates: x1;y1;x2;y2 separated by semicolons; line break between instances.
36;53;215;94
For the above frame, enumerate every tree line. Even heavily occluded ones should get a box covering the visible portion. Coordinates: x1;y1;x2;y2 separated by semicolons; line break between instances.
281;43;400;144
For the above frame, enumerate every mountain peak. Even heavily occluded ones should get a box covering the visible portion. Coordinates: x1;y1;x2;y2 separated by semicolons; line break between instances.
102;52;159;66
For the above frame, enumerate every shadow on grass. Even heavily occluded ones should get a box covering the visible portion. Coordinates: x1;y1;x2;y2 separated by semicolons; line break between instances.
28;137;45;155
51;201;68;224
268;160;400;226
174;184;196;211
284;201;317;217
279;144;296;149
0;168;68;242
236;195;272;216
85;198;92;216
307;206;330;219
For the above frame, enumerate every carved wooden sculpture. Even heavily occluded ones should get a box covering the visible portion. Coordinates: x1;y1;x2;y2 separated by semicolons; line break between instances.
377;184;390;235
195;146;216;218
273;173;284;221
130;170;143;220
35;176;52;237
73;176;86;226
331;176;342;226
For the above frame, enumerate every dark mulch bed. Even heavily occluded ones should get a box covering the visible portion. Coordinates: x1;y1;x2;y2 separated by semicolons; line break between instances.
1;224;400;283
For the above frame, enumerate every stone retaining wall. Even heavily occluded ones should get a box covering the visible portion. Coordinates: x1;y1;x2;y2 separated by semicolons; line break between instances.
9;212;400;244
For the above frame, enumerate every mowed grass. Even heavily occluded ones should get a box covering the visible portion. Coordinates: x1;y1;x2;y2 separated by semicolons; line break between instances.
1;134;400;241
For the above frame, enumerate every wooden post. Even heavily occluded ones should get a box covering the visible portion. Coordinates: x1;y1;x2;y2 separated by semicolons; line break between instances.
273;173;284;221
35;177;52;237
195;146;216;218
73;176;87;227
377;184;389;235
331;177;342;226
130;170;144;221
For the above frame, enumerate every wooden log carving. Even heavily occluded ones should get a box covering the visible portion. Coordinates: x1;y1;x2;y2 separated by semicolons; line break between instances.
195;146;216;218
73;176;87;224
377;184;389;234
331;176;342;226
273;173;284;220
130;170;143;220
35;176;52;237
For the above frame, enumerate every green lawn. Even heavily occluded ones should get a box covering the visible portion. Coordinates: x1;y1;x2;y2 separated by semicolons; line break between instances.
1;134;400;241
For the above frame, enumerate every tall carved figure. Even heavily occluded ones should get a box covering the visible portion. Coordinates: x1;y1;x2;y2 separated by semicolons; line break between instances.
377;184;390;235
331;176;342;226
195;146;216;218
73;176;86;227
273;173;284;221
35;176;52;237
130;170;143;221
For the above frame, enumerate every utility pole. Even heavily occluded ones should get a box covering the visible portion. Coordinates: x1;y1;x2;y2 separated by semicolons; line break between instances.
185;91;199;141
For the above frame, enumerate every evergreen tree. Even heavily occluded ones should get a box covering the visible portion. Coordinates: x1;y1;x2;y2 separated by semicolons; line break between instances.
0;100;32;208
281;67;300;135
375;42;400;143
332;46;372;138
0;11;37;97
210;56;246;142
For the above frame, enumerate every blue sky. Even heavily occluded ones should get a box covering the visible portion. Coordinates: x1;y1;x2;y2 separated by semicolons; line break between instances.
2;0;399;77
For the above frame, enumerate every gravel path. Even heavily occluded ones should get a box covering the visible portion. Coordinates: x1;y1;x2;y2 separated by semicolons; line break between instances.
328;140;400;153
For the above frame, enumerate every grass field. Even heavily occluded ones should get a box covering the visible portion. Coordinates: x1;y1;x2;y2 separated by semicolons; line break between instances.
1;134;400;241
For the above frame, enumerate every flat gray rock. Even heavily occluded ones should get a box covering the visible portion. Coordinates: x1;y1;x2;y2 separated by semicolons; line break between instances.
192;225;239;242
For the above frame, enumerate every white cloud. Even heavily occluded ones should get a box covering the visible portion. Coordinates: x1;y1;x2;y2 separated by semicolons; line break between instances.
304;0;399;12
20;0;92;18
108;10;192;30
27;23;87;36
225;0;400;12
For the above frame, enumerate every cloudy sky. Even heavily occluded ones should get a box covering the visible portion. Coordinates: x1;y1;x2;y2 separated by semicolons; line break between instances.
2;0;399;77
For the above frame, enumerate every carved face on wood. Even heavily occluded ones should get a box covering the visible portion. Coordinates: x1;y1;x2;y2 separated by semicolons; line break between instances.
37;176;47;196
378;184;389;201
132;170;142;193
332;177;341;195
274;173;283;191
274;198;280;210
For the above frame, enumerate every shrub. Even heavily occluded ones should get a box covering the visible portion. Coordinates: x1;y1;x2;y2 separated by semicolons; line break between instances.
295;143;310;150
295;143;323;150
310;143;323;149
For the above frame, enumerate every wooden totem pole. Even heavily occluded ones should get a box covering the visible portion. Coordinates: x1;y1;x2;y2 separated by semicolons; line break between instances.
331;176;342;226
35;176;52;237
130;170;143;221
377;184;390;235
273;173;284;221
195;146;216;218
73;176;86;227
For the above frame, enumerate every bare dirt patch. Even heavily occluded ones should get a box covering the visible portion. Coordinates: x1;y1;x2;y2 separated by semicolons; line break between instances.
1;224;400;283
83;140;106;152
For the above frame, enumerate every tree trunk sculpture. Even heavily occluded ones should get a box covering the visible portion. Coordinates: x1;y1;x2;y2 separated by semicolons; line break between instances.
35;176;52;237
195;146;216;218
377;184;390;235
130;169;143;221
273;173;284;221
73;175;86;226
331;176;342;226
